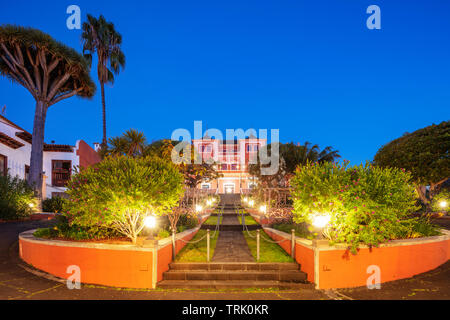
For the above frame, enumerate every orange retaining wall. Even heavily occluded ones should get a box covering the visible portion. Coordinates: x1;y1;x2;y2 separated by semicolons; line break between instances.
263;227;450;289
19;226;202;289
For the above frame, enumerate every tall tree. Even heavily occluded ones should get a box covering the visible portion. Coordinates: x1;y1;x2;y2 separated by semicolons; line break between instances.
81;14;125;147
0;25;95;200
373;121;449;207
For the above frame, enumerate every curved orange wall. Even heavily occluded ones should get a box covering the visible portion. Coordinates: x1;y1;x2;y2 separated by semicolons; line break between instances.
263;227;450;289
20;240;154;288
20;227;201;289
318;239;450;289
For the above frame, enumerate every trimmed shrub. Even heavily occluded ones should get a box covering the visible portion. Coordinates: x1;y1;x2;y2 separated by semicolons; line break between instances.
0;174;36;220
42;196;67;213
63;156;185;243
290;161;434;253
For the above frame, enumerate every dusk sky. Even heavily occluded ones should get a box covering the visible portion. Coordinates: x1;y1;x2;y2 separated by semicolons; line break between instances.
0;0;449;165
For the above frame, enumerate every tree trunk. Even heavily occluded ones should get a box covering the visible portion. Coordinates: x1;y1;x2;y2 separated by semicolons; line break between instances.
29;100;47;208
101;81;107;146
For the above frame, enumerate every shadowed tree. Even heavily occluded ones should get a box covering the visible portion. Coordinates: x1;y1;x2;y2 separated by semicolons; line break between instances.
81;14;125;147
374;121;449;208
0;25;95;200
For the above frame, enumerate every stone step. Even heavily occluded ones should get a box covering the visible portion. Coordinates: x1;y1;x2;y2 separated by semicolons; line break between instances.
169;262;300;271
163;270;308;282
157;280;314;289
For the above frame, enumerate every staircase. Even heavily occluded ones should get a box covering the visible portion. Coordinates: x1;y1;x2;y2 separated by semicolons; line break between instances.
158;262;311;289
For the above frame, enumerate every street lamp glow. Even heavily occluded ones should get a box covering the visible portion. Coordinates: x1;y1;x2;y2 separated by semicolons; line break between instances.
144;216;157;228
243;197;248;203
28;203;34;208
195;205;203;213
259;205;267;214
206;200;212;206
312;214;331;229
439;200;448;209
248;200;254;207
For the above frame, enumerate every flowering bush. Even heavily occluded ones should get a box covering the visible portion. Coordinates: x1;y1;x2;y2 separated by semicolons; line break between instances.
63;156;184;243
290;161;427;253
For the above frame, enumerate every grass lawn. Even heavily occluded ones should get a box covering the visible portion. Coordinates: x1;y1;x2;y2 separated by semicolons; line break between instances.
238;214;259;225
204;215;222;226
243;230;294;263
270;222;312;238
175;229;219;262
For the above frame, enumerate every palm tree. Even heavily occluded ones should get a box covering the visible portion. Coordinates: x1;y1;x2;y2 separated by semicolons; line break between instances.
123;129;146;156
107;136;128;157
0;25;95;200
81;14;125;147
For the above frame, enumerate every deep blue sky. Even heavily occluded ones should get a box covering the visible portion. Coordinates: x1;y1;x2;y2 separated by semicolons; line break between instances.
1;0;449;164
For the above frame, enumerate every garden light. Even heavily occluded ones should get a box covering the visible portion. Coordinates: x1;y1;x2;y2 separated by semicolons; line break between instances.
195;205;203;213
439;200;448;209
243;197;248;203
207;200;212;206
259;205;267;214
144;216;157;229
312;214;331;229
28;203;34;208
249;200;254;207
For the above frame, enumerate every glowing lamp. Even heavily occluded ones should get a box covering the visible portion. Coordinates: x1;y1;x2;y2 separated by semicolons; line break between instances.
312;214;331;229
259;205;267;214
439;200;448;209
195;205;203;213
144;216;157;228
249;200;254;207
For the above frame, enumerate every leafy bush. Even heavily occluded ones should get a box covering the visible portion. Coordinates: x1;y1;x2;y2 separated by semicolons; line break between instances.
431;190;449;214
63;156;184;243
34;215;121;241
176;213;198;232
0;174;36;220
42;196;67;213
290;161;427;253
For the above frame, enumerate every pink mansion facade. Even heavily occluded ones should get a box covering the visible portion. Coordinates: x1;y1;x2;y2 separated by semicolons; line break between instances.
192;136;266;194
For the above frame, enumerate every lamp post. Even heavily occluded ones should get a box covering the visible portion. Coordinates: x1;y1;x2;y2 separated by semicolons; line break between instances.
144;215;157;241
311;214;331;240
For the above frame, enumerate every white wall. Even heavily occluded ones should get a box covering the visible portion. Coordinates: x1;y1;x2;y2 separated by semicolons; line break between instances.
0;119;31;179
1;118;81;199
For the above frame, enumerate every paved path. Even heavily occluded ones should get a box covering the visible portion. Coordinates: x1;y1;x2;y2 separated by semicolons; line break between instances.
212;204;254;262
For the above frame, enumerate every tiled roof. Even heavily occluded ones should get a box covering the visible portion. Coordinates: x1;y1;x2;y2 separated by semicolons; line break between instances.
43;144;74;152
0;132;25;149
1;115;73;152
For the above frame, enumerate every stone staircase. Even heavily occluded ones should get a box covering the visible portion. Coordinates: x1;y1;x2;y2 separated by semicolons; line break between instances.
158;262;311;289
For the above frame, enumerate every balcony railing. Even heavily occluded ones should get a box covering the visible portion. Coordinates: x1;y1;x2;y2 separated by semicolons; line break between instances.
52;171;71;187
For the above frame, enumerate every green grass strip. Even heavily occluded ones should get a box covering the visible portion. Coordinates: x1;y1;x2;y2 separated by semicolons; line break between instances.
243;230;294;263
175;229;219;262
203;215;222;226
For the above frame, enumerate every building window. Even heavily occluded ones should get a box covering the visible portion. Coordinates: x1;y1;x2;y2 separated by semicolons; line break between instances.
231;164;237;171
201;184;210;190
221;164;228;171
52;160;72;187
24;165;30;181
0;154;6;176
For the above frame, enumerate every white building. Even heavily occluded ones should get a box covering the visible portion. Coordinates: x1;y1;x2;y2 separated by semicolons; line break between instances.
0;114;101;199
